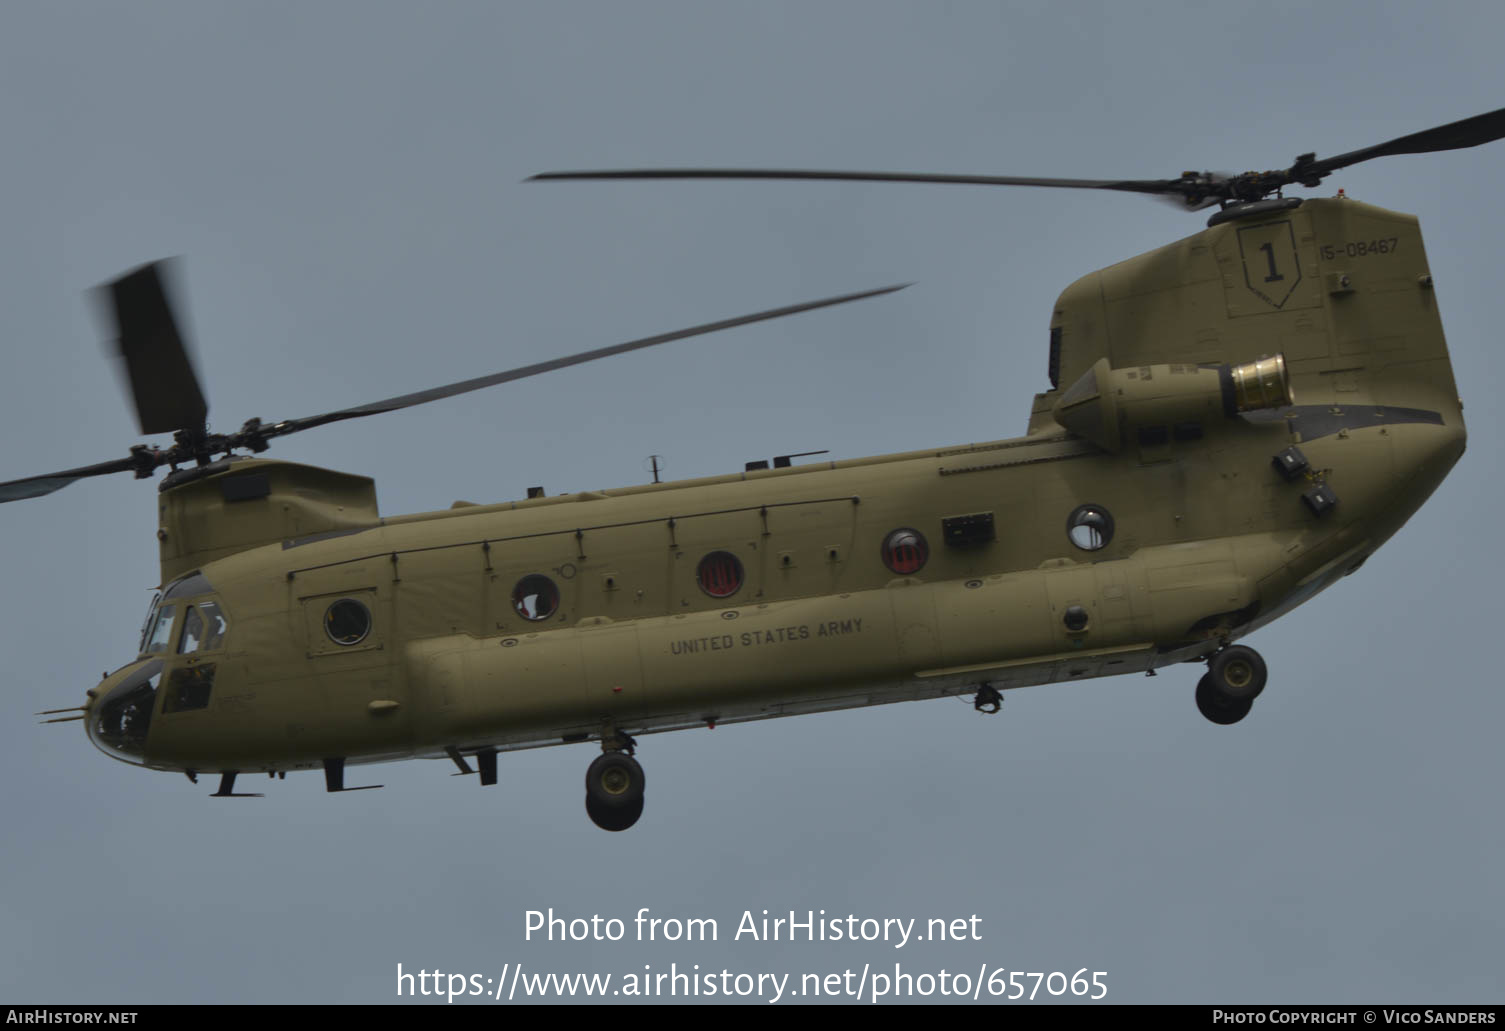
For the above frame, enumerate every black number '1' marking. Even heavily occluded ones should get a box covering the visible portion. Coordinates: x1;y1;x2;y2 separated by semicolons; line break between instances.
1258;241;1284;283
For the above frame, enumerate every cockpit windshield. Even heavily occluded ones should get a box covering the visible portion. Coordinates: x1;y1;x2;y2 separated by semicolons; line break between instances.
145;604;176;653
138;593;161;654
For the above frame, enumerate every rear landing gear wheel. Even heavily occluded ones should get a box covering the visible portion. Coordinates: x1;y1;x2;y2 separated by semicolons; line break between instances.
1209;645;1267;701
1196;673;1253;725
586;752;645;807
586;793;643;832
585;751;645;831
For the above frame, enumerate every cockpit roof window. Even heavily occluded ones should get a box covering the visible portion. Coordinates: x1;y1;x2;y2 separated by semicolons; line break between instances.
163;573;213;600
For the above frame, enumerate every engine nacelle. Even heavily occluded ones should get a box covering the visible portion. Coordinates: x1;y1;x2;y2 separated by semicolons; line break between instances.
1051;355;1292;452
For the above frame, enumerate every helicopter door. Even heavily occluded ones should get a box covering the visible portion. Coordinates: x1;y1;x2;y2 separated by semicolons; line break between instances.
294;575;409;753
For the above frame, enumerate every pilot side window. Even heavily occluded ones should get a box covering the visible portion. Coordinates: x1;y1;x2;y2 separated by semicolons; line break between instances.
199;602;229;651
178;605;204;654
176;602;229;654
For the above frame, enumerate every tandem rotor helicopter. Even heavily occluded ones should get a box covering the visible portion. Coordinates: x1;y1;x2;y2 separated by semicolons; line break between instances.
18;107;1502;831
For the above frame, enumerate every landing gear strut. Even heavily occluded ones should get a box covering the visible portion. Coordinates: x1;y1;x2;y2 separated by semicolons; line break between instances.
584;736;645;832
1195;644;1267;726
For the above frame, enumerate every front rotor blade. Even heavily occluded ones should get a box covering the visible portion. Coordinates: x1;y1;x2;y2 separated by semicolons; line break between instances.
101;261;209;436
266;282;910;439
0;456;139;504
1311;106;1505;175
531;167;1186;197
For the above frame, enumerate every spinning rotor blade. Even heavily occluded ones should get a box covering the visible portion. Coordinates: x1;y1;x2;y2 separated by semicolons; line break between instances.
261;282;910;439
100;261;209;437
0;281;907;504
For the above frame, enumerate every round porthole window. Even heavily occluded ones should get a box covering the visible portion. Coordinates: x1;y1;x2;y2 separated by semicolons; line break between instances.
697;551;744;598
1066;504;1115;551
512;574;560;621
325;598;372;646
881;528;929;575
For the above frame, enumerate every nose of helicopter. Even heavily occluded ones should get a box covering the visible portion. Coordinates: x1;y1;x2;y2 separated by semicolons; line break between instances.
84;659;163;766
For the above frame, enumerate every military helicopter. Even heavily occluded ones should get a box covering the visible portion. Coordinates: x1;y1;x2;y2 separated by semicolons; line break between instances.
18;107;1501;831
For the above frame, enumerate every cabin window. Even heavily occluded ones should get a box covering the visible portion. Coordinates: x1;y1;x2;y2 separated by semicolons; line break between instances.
324;598;373;645
881;528;929;575
1067;504;1115;551
145;604;176;654
696;551;744;598
512;574;560;621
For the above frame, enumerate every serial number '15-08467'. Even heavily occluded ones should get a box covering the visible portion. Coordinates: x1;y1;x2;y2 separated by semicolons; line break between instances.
1321;238;1399;260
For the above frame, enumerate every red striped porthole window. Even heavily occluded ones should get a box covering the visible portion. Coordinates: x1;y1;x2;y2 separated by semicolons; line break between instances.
882;528;928;575
697;551;744;598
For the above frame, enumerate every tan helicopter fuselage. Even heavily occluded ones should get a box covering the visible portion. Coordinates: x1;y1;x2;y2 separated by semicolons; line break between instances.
85;196;1466;775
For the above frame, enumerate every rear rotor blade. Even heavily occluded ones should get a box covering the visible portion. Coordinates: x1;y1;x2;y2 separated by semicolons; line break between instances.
535;106;1505;208
531;167;1187;197
1309;106;1505;176
263;282;911;440
101;261;208;436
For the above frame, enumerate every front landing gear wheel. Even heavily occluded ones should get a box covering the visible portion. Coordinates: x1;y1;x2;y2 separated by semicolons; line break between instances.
1209;645;1267;701
1196;673;1253;725
586;793;644;832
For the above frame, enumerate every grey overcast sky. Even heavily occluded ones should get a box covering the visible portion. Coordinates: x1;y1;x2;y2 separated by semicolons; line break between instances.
1;1;1502;1006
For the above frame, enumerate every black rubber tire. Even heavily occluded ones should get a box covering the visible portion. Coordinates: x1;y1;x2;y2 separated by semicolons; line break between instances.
1208;645;1267;702
585;752;645;810
1196;673;1253;726
586;793;644;832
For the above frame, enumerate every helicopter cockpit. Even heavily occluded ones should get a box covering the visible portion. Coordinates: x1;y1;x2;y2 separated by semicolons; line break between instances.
138;572;229;658
89;572;231;765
